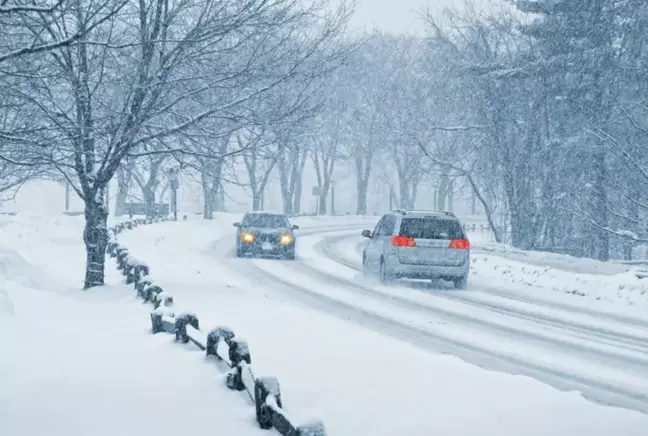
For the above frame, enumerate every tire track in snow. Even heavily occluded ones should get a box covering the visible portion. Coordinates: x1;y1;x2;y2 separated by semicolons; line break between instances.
349;234;648;330
321;233;648;355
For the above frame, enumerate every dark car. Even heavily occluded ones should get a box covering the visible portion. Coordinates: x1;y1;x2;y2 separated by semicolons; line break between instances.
234;212;299;260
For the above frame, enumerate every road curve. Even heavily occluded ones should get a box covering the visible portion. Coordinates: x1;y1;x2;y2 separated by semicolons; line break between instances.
213;225;648;415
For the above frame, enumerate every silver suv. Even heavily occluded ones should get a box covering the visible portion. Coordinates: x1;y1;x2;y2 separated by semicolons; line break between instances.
361;210;470;288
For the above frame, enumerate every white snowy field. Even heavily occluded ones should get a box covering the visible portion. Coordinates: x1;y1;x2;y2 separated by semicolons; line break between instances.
0;215;268;436
117;213;648;435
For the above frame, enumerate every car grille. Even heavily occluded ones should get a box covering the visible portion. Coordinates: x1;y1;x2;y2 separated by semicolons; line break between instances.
256;233;279;243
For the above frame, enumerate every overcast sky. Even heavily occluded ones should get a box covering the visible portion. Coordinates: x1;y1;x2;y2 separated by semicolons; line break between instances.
342;0;491;35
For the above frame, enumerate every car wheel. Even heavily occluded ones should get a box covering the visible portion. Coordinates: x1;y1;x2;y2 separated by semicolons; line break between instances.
379;259;392;285
362;255;370;276
453;275;468;290
285;250;295;260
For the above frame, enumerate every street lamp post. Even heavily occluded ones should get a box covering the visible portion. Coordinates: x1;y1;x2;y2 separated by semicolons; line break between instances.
167;167;180;221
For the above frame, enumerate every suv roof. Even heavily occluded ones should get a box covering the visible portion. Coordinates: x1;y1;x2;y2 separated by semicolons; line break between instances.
390;209;457;219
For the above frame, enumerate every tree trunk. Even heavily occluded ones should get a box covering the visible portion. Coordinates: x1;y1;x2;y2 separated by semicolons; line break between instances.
252;191;262;211
398;177;407;209
466;172;502;243
437;175;450;210
592;149;610;261
143;187;156;218
115;166;130;217
447;179;454;212
213;183;225;212
355;153;372;215
318;183;330;215
356;178;368;215
278;149;293;214
293;177;302;214
83;193;109;289
471;190;476;215
200;168;214;219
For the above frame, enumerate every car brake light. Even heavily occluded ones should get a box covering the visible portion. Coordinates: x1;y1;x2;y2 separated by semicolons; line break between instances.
392;236;416;247
449;239;470;249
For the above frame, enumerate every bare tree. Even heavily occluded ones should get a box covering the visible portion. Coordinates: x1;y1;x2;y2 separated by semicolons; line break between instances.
0;0;128;63
238;128;278;211
2;0;353;288
277;135;308;214
131;149;167;218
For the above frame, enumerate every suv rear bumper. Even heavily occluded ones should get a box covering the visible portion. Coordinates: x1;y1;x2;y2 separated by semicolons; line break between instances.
385;259;469;280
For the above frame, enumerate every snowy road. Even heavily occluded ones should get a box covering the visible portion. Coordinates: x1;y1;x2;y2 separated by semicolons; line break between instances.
116;217;648;434
214;226;648;415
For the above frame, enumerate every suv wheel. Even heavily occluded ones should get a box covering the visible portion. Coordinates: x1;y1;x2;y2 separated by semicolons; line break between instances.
379;259;392;285
453;275;468;290
362;255;370;276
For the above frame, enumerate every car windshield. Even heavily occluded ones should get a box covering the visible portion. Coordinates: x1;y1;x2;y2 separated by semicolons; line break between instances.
242;214;289;228
399;218;465;240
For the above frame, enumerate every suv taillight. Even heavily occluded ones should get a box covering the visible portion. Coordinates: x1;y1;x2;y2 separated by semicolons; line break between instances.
392;236;416;247
448;239;470;249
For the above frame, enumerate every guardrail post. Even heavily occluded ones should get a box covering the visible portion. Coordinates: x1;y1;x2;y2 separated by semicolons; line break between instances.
175;313;199;343
255;377;281;429
206;327;235;358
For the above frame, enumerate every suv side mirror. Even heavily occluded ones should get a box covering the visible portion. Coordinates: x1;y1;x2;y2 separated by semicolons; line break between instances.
361;230;372;238
233;222;241;227
292;224;299;230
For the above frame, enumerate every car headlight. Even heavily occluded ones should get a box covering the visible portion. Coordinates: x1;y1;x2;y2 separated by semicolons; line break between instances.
241;232;255;243
279;234;294;245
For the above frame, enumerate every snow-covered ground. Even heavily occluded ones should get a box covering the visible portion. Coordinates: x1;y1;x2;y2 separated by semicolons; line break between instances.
2;213;648;436
0;215;267;436
117;213;648;435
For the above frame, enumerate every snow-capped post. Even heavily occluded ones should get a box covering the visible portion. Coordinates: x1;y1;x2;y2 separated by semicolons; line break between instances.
151;306;175;334
153;292;173;309
175;313;199;343
226;338;251;392
254;377;282;429
144;284;163;302
229;338;251;366
136;280;152;299
150;311;163;334
116;248;129;271
107;241;119;257
206;327;235;358
134;263;149;285
125;258;136;283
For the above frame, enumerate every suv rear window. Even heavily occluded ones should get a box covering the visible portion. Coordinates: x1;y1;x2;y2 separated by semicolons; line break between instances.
242;214;288;228
399;218;464;240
